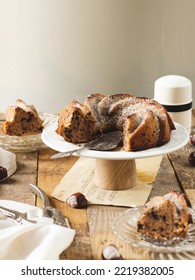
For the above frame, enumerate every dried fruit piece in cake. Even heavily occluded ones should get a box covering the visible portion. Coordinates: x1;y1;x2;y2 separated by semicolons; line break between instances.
137;191;192;240
2;99;43;136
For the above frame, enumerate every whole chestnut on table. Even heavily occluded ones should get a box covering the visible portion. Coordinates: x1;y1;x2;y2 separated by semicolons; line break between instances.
0;166;8;181
190;134;195;145
66;192;88;208
102;244;124;260
188;152;195;166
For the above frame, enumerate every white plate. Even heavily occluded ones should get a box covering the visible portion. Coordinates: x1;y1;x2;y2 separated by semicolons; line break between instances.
0;113;59;153
112;207;195;253
41;122;189;160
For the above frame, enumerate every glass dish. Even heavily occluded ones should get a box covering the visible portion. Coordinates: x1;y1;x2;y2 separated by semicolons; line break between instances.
150;250;195;260
0;113;59;152
112;207;195;253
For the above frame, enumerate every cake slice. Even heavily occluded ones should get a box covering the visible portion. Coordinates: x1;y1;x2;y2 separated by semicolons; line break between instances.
2;99;43;136
56;100;101;143
137;191;192;240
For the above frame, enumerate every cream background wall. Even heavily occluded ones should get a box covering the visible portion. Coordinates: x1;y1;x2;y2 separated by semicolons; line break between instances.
0;0;195;113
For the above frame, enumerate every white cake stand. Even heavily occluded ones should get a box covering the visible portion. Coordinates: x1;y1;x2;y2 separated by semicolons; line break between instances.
41;122;189;190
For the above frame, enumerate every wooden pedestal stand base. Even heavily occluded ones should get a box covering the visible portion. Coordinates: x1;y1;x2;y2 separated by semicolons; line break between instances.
93;158;137;190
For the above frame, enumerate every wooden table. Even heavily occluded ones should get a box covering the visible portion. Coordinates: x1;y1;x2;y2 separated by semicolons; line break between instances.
1;111;195;260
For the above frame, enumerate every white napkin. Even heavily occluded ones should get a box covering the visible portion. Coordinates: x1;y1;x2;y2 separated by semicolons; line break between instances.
0;148;17;180
0;200;75;260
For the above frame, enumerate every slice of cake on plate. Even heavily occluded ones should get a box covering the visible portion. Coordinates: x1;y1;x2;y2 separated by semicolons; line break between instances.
2;99;43;136
137;191;192;240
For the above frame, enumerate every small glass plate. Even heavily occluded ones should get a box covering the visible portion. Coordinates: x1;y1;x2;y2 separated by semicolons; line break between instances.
150;250;195;260
111;207;195;253
0;113;59;152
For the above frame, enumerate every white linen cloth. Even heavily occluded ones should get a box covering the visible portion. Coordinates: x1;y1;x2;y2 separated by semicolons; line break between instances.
0;200;75;260
0;148;17;180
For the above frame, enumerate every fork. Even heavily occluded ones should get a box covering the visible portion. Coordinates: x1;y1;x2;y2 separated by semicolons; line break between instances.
0;205;36;225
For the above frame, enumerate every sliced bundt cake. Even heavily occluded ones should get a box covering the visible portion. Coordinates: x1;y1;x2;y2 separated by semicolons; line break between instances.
56;100;101;143
137;191;192;240
56;93;175;151
2;99;43;136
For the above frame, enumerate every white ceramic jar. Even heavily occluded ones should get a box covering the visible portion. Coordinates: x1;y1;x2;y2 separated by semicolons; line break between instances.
154;75;192;133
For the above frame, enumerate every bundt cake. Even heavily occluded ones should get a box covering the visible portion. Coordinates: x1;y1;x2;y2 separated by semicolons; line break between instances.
2;99;43;136
137;191;192;240
56;93;175;151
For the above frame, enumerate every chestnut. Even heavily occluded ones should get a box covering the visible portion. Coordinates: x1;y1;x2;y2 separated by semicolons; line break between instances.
190;134;195;145
102;244;124;260
188;152;195;166
0;166;8;181
66;192;88;208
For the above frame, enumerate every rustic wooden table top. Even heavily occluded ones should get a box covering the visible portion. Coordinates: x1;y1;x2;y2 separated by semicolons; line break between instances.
1;110;195;260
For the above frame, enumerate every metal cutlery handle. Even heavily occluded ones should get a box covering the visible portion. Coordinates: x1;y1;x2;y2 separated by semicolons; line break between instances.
51;148;85;159
29;183;51;208
29;184;71;228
